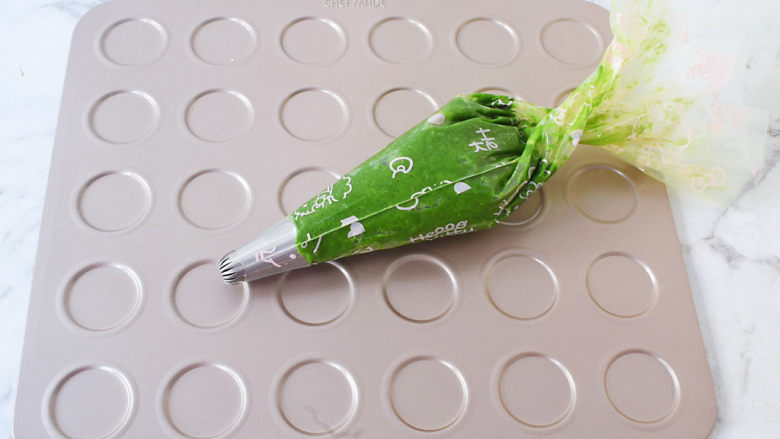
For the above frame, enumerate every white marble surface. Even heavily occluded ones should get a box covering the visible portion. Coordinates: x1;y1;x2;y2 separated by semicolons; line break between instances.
1;0;778;438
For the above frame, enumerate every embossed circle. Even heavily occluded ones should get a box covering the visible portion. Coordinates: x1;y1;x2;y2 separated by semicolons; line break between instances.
567;165;638;223
383;255;458;323
373;88;437;138
588;253;658;318
499;189;545;227
178;170;251;230
369;17;432;64
163;363;248;438
77;171;151;232
485;251;558;320
279;262;354;326
191;17;256;65
278;167;341;215
186;89;254;143
605;351;680;423
475;86;516;97
100;18;167;67
456;18;520;66
63;263;142;332
48;366;134;439
389;357;467;432
278;360;358;435
554;87;576;107
281;17;346;65
499;354;575;427
89;90;159;144
172;261;249;329
541;19;603;65
280;88;348;141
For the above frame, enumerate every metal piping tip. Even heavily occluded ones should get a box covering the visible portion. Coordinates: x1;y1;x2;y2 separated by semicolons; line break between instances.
218;251;244;284
216;217;309;284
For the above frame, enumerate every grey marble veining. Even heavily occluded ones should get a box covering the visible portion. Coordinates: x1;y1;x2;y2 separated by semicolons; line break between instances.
1;0;779;438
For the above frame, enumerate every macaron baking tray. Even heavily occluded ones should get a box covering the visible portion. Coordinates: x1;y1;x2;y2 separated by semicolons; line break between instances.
15;0;716;437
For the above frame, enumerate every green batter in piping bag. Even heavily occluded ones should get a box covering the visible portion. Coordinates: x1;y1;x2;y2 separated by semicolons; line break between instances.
218;0;767;283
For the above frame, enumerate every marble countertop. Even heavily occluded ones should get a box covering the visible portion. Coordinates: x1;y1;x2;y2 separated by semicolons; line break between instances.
1;0;778;438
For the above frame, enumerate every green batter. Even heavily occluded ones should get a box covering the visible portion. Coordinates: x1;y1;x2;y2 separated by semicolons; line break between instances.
292;78;610;264
292;94;549;263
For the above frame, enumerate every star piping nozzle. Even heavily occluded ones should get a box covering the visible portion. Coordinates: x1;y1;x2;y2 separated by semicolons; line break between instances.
218;217;307;284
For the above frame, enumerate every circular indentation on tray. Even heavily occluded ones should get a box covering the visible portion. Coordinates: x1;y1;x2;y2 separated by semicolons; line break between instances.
186;89;254;143
163;363;248;438
191;17;256;65
369;17;432;64
383;255;458;323
604;351;680;423
89;90;159;144
278;360;358;435
499;353;575;428
389;357;467;432
281;17;346;65
475;86;515;97
48;366;134;439
587;253;658;318
541;19;603;66
280;88;348;141
63;263;142;332
456;18;520;66
172;261;250;329
499;189;545;227
567;165;638;223
554;87;576;107
100;18;167;67
179;170;251;230
279;262;354;326
278;167;341;215
485;251;558;320
373;88;437;138
77;171;151;233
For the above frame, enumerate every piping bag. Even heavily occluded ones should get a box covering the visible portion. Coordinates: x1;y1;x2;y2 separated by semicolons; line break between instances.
219;0;767;284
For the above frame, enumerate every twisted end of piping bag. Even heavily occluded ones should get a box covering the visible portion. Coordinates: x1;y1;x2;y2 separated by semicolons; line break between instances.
579;0;767;201
218;0;768;283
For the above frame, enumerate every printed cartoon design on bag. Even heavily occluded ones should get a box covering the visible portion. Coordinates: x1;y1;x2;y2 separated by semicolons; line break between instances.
293;176;353;218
